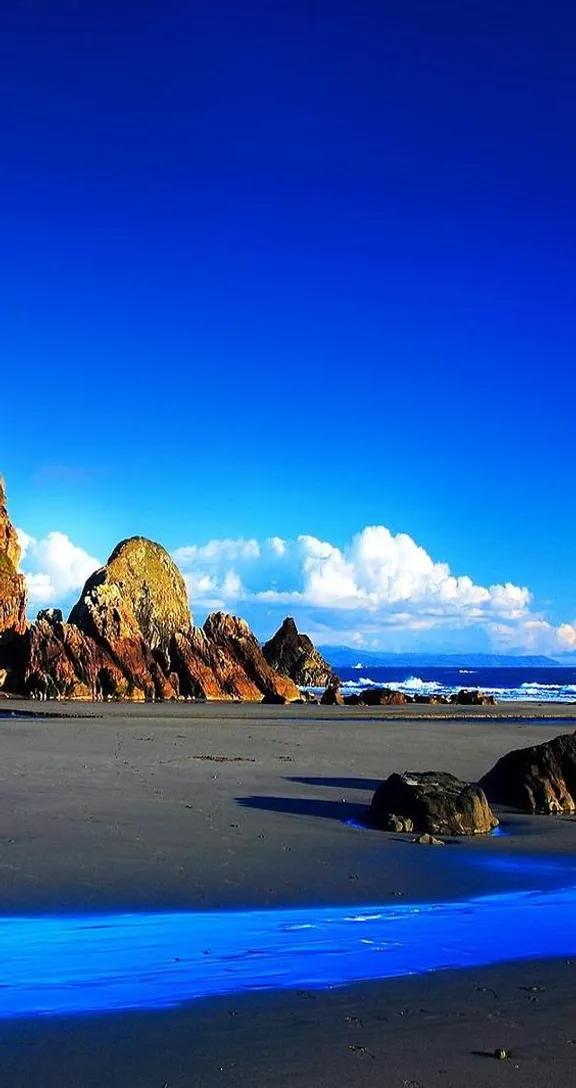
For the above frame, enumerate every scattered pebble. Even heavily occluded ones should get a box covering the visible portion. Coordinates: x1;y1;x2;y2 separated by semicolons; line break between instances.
347;1044;374;1058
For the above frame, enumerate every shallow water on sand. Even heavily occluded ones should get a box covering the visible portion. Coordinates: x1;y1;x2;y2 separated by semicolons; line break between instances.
1;853;575;1019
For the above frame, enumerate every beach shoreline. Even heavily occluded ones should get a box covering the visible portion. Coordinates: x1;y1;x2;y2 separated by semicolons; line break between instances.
0;701;574;1085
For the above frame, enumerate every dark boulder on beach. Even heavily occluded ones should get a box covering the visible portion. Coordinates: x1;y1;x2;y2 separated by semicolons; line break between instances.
262;617;337;688
450;688;497;705
359;687;408;706
368;770;499;835
320;682;345;705
480;731;576;814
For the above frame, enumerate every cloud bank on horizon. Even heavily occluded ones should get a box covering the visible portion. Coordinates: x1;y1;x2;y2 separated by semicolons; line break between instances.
15;522;576;657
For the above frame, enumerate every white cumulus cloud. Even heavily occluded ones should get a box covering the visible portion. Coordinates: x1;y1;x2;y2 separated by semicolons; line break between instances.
13;521;576;654
17;529;101;610
171;525;574;654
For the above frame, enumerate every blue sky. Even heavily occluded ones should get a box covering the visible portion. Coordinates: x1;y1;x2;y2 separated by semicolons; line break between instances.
2;0;575;653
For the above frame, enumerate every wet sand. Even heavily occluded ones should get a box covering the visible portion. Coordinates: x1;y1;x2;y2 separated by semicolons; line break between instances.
0;701;575;1085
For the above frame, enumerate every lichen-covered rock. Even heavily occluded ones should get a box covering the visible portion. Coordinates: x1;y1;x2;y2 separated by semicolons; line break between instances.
450;689;497;705
70;537;192;653
262;617;337;687
480;732;576;814
368;771;498;836
0;478;27;635
68;538;187;699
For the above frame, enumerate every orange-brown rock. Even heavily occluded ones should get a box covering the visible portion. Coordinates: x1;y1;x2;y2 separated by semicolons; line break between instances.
0;477;27;635
67;544;299;701
202;612;301;702
170;627;250;700
0;609;140;699
0;480;313;702
171;619;302;702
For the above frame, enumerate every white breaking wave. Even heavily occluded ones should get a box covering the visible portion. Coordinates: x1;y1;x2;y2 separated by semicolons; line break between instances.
521;682;576;691
312;674;576;703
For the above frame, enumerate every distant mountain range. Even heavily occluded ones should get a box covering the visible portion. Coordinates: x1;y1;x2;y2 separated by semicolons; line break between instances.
318;647;563;669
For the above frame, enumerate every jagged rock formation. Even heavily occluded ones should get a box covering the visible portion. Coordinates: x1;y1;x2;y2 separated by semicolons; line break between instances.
0;609;132;700
368;771;499;836
0;478;334;703
202;613;300;702
480;732;576;814
0;497;303;700
262;617;337;687
174;619;304;702
450;689;497;706
0;478;26;635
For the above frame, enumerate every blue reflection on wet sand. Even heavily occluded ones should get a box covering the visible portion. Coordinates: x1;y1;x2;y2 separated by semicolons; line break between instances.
1;880;575;1018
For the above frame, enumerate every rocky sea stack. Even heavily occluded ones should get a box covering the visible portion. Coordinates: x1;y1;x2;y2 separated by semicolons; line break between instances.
262;617;337;687
0;477;307;702
0;478;27;636
70;537;192;654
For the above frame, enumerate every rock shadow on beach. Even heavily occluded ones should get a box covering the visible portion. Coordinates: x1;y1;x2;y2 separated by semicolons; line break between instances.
237;794;368;823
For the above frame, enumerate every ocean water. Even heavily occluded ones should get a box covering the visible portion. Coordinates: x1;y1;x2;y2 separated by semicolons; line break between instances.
333;666;576;703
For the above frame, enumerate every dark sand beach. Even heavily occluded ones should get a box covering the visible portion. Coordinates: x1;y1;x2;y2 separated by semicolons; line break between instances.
0;701;575;1086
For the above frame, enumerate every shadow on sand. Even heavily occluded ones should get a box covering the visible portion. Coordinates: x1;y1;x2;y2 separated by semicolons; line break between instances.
287;775;381;791
237;794;368;823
